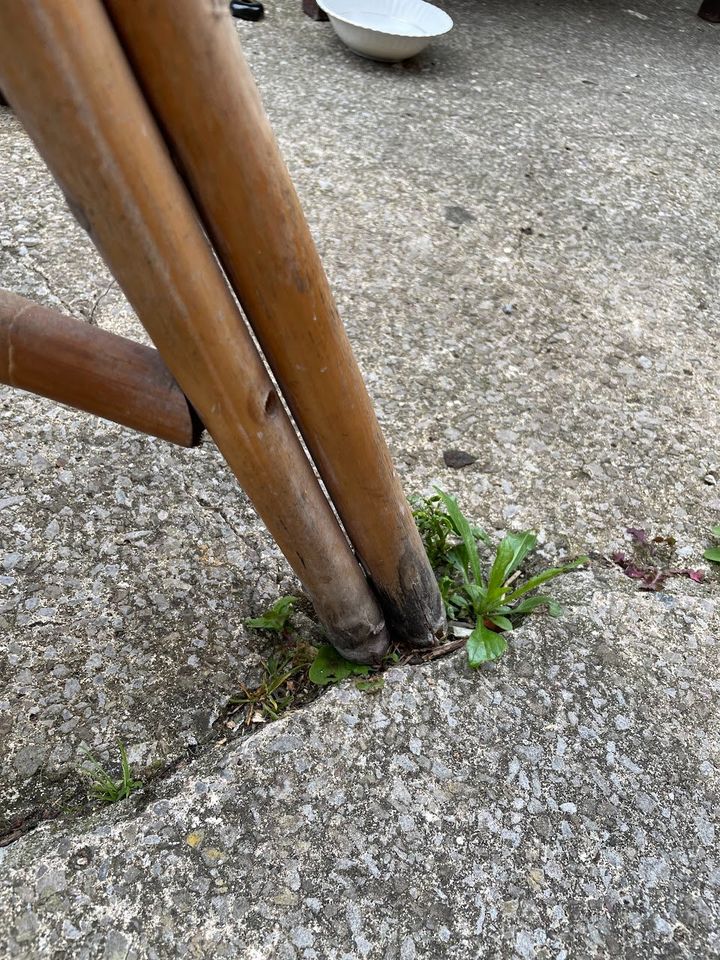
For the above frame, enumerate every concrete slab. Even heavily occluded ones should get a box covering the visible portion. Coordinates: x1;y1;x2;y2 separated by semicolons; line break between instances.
1;571;718;958
1;0;719;955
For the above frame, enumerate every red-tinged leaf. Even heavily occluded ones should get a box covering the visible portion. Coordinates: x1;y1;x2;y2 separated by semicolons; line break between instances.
639;571;667;591
667;567;705;583
612;554;648;576
613;548;705;591
627;527;648;544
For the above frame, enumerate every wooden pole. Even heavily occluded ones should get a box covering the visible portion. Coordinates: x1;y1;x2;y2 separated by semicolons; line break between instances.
0;290;202;447
0;0;389;662
104;0;445;648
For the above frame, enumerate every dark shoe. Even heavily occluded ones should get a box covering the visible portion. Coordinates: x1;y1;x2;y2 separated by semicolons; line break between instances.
230;0;264;21
698;0;720;22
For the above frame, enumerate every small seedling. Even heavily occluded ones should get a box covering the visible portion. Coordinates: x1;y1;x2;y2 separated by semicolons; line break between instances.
705;526;720;564
81;743;142;805
246;595;296;633
413;490;587;668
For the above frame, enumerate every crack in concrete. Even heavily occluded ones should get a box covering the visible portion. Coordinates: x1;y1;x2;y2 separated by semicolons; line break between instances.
26;258;83;320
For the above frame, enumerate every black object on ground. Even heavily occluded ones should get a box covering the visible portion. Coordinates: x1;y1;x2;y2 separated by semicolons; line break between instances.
443;449;477;469
230;0;265;21
698;0;720;22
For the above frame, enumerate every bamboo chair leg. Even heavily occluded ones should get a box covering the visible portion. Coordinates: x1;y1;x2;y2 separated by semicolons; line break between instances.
0;0;389;662
103;0;445;648
0;290;202;447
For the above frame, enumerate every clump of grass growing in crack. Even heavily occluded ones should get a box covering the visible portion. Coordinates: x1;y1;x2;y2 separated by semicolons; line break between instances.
230;597;395;727
412;490;588;667
226;646;316;725
238;595;316;725
81;743;142;805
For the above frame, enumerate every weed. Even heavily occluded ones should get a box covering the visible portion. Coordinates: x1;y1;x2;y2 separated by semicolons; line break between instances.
705;526;720;564
241;595;323;724
246;595;296;633
236;598;403;723
81;743;142;805
225;645;316;726
413;490;588;667
222;640;393;728
411;493;489;570
308;644;372;686
612;527;704;589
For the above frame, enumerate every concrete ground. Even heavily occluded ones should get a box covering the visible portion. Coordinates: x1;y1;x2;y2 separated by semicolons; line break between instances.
1;0;719;956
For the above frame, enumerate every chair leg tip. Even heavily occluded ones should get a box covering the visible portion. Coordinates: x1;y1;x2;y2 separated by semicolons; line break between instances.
331;620;391;665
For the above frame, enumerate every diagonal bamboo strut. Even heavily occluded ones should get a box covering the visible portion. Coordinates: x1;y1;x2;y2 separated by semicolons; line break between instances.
0;0;389;662
0;290;202;447
103;0;445;648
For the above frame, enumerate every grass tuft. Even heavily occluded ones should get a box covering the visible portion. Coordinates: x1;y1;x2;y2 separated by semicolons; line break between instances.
81;743;142;805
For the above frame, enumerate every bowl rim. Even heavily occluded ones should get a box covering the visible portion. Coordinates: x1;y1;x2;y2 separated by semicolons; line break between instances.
316;0;454;39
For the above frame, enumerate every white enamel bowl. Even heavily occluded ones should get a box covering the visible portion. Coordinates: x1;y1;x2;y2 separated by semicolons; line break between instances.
316;0;453;62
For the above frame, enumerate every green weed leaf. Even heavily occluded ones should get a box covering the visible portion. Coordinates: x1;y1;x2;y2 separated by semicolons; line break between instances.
705;547;720;563
471;524;493;547
486;531;538;605
510;595;549;615
246;596;296;632
467;623;508;667
308;645;371;686
503;557;588;604
503;531;538;578
446;544;470;581
435;489;483;586
465;582;487;612
487;614;513;632
510;594;564;617
118;744;142;799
